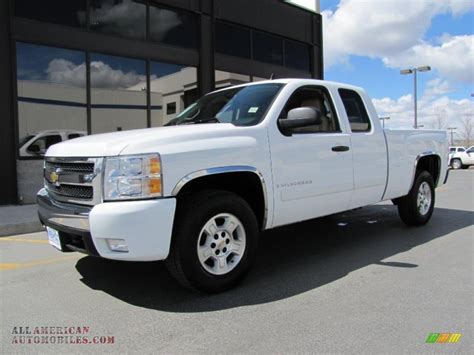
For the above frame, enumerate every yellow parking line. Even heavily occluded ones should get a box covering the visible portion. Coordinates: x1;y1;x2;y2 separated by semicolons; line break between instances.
0;237;48;244
0;255;79;271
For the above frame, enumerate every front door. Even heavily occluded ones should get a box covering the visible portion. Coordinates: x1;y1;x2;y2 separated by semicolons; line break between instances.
268;85;354;227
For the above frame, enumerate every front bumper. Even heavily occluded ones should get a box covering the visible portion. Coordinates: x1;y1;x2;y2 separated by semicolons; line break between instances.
37;188;177;261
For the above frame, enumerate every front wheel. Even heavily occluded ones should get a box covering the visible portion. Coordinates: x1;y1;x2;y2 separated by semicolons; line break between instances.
397;171;435;226
451;158;462;169
165;190;259;293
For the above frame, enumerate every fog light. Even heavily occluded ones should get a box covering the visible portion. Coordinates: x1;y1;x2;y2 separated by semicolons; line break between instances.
106;238;129;252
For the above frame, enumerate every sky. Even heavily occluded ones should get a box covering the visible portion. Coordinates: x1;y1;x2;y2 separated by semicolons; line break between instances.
318;0;474;132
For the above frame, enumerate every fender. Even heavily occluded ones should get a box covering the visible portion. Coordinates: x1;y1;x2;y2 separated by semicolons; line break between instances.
408;151;442;190
171;166;269;229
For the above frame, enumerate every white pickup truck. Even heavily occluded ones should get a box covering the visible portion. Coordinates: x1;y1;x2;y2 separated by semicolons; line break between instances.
38;79;449;292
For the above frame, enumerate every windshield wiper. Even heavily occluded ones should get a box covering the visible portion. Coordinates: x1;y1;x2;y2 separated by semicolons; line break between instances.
191;117;221;124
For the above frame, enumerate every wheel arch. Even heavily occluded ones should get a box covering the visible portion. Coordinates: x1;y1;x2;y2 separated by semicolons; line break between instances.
171;166;268;230
411;152;442;188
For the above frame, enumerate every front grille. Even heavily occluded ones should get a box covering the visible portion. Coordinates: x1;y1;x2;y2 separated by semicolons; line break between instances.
44;158;102;205
46;183;93;200
45;161;94;174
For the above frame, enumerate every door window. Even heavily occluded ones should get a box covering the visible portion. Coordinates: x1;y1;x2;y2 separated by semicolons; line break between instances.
279;86;340;133
339;89;371;132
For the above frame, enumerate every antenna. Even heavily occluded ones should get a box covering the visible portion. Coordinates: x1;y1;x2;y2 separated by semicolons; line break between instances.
269;73;274;80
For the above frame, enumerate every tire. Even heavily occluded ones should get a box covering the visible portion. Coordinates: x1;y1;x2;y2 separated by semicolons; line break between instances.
397;171;435;226
165;190;259;293
451;159;462;169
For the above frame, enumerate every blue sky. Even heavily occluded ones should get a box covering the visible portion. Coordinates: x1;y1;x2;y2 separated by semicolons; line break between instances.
318;0;474;129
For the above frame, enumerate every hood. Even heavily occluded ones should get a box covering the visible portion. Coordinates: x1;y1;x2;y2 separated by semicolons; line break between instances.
46;124;241;157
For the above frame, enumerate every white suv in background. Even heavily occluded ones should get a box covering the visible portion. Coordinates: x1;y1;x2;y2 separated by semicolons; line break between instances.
19;130;86;157
449;146;474;169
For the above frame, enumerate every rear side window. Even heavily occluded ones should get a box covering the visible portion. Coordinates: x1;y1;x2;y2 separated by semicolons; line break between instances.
339;89;371;132
459;147;465;152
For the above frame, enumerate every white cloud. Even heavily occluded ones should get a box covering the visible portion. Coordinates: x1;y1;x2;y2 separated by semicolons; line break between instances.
373;89;474;130
423;78;452;99
149;8;183;41
323;0;474;83
90;0;145;38
383;35;474;84
47;59;87;88
89;61;146;89
46;59;146;89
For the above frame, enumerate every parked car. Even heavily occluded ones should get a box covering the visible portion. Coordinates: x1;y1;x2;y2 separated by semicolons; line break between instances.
19;130;87;157
37;79;449;293
449;146;474;169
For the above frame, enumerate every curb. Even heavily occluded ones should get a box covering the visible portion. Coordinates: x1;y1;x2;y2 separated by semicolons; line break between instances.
0;221;44;237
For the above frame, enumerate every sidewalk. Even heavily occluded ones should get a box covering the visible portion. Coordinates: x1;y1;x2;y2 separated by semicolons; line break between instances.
0;204;43;237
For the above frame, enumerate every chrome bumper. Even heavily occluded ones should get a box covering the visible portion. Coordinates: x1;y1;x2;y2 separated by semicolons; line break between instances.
37;188;91;232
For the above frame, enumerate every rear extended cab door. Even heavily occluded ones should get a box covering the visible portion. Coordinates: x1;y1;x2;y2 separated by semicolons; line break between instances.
267;82;354;227
333;87;388;208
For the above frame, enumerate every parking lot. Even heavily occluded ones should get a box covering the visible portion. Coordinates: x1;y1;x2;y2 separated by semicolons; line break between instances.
1;169;472;353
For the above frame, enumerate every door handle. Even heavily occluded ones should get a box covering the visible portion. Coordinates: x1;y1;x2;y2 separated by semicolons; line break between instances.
332;145;350;152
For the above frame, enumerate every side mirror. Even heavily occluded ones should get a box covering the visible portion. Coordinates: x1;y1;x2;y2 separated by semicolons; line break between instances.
278;107;322;135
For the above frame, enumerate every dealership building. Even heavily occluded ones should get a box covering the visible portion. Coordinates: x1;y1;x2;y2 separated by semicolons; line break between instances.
0;0;323;205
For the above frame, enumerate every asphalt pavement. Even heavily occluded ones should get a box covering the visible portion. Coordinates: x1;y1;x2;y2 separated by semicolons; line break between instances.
1;169;473;354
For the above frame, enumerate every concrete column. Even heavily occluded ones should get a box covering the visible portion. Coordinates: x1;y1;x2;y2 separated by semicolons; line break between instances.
0;0;18;204
198;1;215;96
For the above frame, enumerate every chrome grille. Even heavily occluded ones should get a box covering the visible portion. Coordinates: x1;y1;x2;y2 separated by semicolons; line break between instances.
44;158;103;206
45;161;94;174
45;183;93;200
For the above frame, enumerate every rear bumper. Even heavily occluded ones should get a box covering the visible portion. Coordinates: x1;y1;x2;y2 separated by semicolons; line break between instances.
37;188;177;261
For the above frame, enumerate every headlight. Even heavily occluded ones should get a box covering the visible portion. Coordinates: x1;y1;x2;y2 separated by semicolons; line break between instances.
103;153;162;201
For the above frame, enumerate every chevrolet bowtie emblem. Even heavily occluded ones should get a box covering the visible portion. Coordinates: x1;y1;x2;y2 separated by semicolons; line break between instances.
50;171;59;184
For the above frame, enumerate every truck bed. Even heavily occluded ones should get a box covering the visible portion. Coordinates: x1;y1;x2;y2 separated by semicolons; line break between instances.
383;129;449;201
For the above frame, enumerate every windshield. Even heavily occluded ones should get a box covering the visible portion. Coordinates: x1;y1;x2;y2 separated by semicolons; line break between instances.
168;83;284;126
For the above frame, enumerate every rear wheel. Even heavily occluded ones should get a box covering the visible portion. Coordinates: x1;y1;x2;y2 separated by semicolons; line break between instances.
451;158;462;169
397;171;435;226
165;190;259;293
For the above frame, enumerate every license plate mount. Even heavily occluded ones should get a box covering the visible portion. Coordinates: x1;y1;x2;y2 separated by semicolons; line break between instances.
46;227;62;251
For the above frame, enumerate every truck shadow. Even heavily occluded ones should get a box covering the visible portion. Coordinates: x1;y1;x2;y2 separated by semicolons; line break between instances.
75;205;473;313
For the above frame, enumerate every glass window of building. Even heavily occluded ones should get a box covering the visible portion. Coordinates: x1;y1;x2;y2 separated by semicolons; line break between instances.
252;31;283;66
90;0;146;40
167;102;176;115
16;42;87;157
285;40;311;72
90;53;147;133
14;0;87;27
149;6;198;49
149;61;197;126
215;22;251;59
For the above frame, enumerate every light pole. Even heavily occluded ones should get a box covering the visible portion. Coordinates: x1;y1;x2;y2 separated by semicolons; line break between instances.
400;66;431;129
379;116;390;129
447;127;457;146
